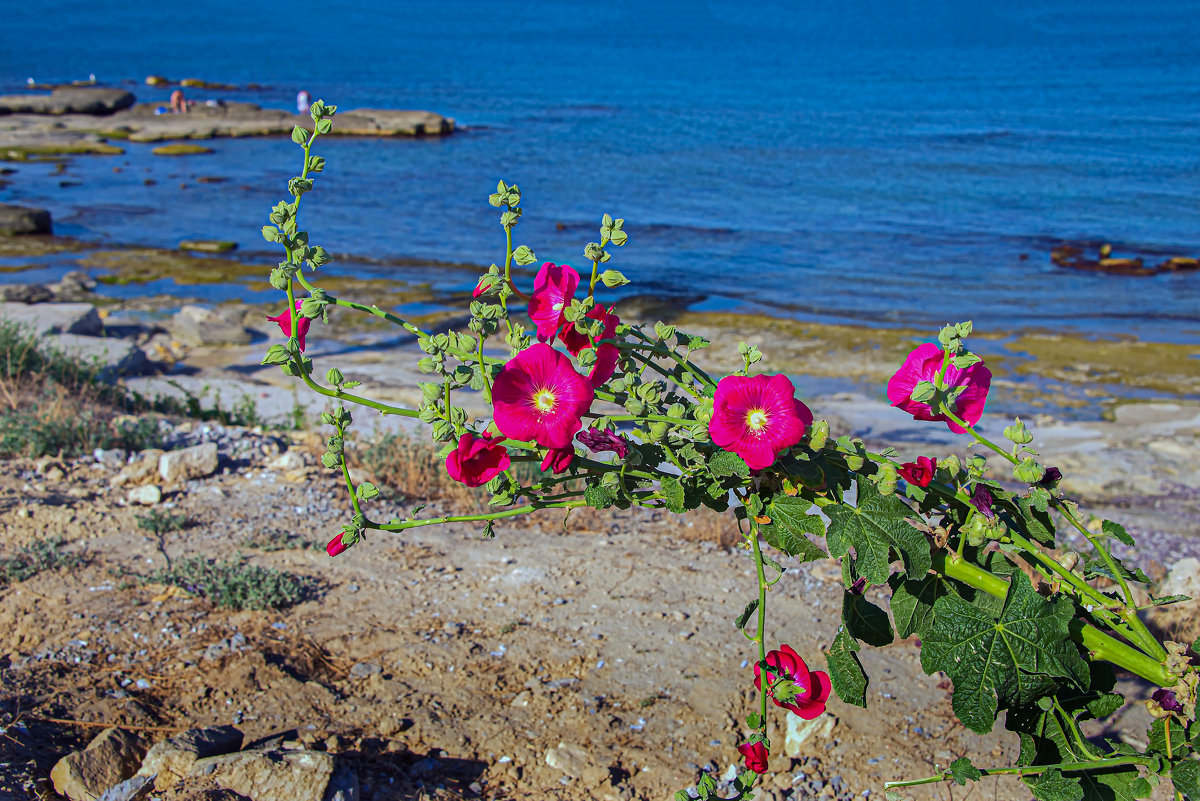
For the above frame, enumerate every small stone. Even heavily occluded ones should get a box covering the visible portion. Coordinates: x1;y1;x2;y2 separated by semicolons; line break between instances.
127;485;162;506
266;450;305;472
544;742;591;777
111;450;164;487
0;203;52;235
96;773;155;801
784;713;837;758
50;727;148;801
94;448;128;469
159;442;219;483
349;662;381;678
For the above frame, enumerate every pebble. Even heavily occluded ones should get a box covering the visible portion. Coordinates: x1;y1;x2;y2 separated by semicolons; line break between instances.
350;661;382;678
127;485;163;506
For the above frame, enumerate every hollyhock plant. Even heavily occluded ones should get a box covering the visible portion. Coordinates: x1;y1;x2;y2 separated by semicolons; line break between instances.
326;533;347;557
887;343;991;433
576;427;630;459
266;299;312;352
446;432;511;487
540;445;574;474
492;343;595;449
527;262;580;341
753;643;832;720
737;741;769;774
559;303;621;388
709;374;812;471
898;455;936;488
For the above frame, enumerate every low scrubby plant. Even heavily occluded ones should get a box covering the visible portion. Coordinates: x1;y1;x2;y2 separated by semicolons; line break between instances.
251;102;1200;800
0;537;82;586
144;557;309;611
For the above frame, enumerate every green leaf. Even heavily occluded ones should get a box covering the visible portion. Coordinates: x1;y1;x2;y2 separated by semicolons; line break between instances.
889;573;956;640
1078;765;1154;801
827;629;867;708
921;572;1090;734
660;476;686;514
260;344;290;365
584;484;617;509
356;482;379;501
708;450;750;479
948;757;981;785
825;480;931;586
762;496;827;561
735;600;759;631
1172;760;1199;801
1029;768;1083;801
1102;519;1135;547
842;591;894;647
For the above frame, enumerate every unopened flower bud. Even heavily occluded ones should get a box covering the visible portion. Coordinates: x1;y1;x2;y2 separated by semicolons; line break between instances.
327;534;348;557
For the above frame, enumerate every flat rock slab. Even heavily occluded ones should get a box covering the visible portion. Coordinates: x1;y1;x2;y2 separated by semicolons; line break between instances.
190;748;338;801
0;203;51;234
0;103;454;148
44;333;152;379
0;302;102;336
0;87;136;115
50;727;148;801
159;441;219;484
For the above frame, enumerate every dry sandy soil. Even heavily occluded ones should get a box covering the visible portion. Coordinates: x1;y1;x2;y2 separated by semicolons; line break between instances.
0;425;1185;801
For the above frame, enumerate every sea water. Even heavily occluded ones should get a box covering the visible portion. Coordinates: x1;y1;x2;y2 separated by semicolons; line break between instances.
4;0;1200;340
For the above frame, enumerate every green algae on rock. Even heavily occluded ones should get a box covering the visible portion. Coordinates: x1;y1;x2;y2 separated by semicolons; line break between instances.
151;143;215;156
179;240;238;254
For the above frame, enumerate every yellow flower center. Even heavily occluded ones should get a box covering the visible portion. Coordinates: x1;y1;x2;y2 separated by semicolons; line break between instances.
745;408;769;433
533;388;557;413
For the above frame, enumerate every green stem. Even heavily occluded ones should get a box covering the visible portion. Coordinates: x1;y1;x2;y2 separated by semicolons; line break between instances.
297;370;419;418
373;499;586;531
749;514;770;731
885;756;1151;789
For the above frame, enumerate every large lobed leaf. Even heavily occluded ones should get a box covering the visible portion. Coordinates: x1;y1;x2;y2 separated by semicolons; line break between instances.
921;572;1089;734
825;480;930;586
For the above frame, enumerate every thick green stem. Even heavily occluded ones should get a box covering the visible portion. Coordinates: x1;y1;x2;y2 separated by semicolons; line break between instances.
884;756;1151;789
373;499;586;531
749;515;770;731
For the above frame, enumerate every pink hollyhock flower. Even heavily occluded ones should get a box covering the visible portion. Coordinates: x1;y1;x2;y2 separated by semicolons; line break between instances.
753;643;832;720
492;342;595;449
540;446;574;474
266;300;312;352
887;343;991;433
576;427;630;459
737;741;769;774
558;303;622;388
709;374;812;471
326;533;348;557
446;432;511;487
898;456;936;488
528;262;580;341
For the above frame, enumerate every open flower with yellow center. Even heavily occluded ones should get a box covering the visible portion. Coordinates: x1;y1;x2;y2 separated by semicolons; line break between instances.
709;374;812;471
492;342;594;449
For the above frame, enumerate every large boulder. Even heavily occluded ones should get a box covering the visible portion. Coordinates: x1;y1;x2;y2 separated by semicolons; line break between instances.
43;333;152;380
0;203;51;235
50;727;148;801
159;441;219;484
170;304;252;346
0;302;102;336
137;725;244;790
0;87;135;115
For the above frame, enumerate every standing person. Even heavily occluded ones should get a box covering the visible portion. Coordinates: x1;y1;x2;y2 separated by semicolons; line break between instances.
296;90;311;114
170;89;187;114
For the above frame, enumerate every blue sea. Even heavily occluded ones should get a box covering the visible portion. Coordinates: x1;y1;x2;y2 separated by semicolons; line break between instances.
5;0;1200;341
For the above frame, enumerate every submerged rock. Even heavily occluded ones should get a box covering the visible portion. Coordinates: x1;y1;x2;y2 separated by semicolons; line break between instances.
0;203;51;235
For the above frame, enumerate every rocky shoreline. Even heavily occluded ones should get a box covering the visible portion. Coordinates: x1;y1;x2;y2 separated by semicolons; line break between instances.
0;86;454;159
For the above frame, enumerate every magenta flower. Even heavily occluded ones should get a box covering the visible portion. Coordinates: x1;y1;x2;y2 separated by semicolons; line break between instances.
887;343;991;433
972;484;995;520
326;533;348;557
709;374;812;471
540;446;574;474
576;427;630;459
446;432;511;487
527;262;580;342
492;343;595;449
898;456;936;488
559;303;622;388
1152;688;1183;714
753;643;832;720
266;300;312;352
737;741;769;774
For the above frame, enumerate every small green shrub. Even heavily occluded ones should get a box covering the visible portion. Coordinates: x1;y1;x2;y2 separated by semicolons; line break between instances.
135;511;188;535
144;557;310;610
0;537;82;586
243;528;322;552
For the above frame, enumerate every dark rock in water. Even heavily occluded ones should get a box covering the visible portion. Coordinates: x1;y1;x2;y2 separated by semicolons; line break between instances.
0;87;135;116
0;203;51;235
1161;257;1200;271
144;75;171;86
1050;242;1197;277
